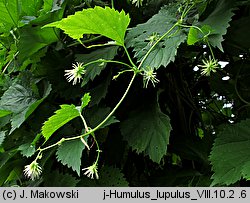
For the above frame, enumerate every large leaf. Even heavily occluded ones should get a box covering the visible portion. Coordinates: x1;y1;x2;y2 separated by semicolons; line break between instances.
0;0;19;32
42;104;80;141
126;4;186;70
76;46;118;85
18;26;59;62
210;119;250;186
44;6;130;46
120;100;172;163
56;139;85;176
0;75;51;133
199;0;236;51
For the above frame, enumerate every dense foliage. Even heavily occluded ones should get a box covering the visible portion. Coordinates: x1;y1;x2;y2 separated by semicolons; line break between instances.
0;0;250;187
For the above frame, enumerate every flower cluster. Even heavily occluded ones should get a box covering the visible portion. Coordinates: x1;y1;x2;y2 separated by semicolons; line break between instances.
23;161;42;181
65;62;86;85
198;56;219;76
142;66;160;88
82;163;99;179
130;0;144;7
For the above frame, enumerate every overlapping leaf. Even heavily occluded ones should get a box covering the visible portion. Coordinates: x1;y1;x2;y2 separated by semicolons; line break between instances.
0;76;52;134
44;6;130;46
126;4;186;69
44;170;79;186
210;119;250;186
76;46;118;85
56;139;85;176
18;26;59;62
0;0;19;32
42;104;80;141
120;100;172;163
198;0;236;51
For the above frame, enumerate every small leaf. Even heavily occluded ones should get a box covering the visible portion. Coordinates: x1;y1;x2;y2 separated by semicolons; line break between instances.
81;93;91;111
42;104;80;141
18;143;36;157
56;139;85;176
210;119;250;186
187;25;213;45
120;100;172;163
44;6;130;46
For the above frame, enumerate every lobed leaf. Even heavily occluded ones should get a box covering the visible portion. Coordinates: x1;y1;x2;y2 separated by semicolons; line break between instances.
44;6;130;46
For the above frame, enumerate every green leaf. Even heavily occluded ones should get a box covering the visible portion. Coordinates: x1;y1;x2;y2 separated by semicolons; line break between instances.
44;170;79;187
1;80;52;134
120;100;172;163
44;6;130;46
89;74;111;107
199;0;236;51
187;25;213;45
0;110;12;118
80;93;91;111
18;143;36;157
0;131;6;146
85;106;119;129
210;119;250;186
0;77;48;133
126;4;186;69
56;139;85;176
20;0;43;16
0;0;19;32
76;46;118;85
42;104;80;141
18;26;59;62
